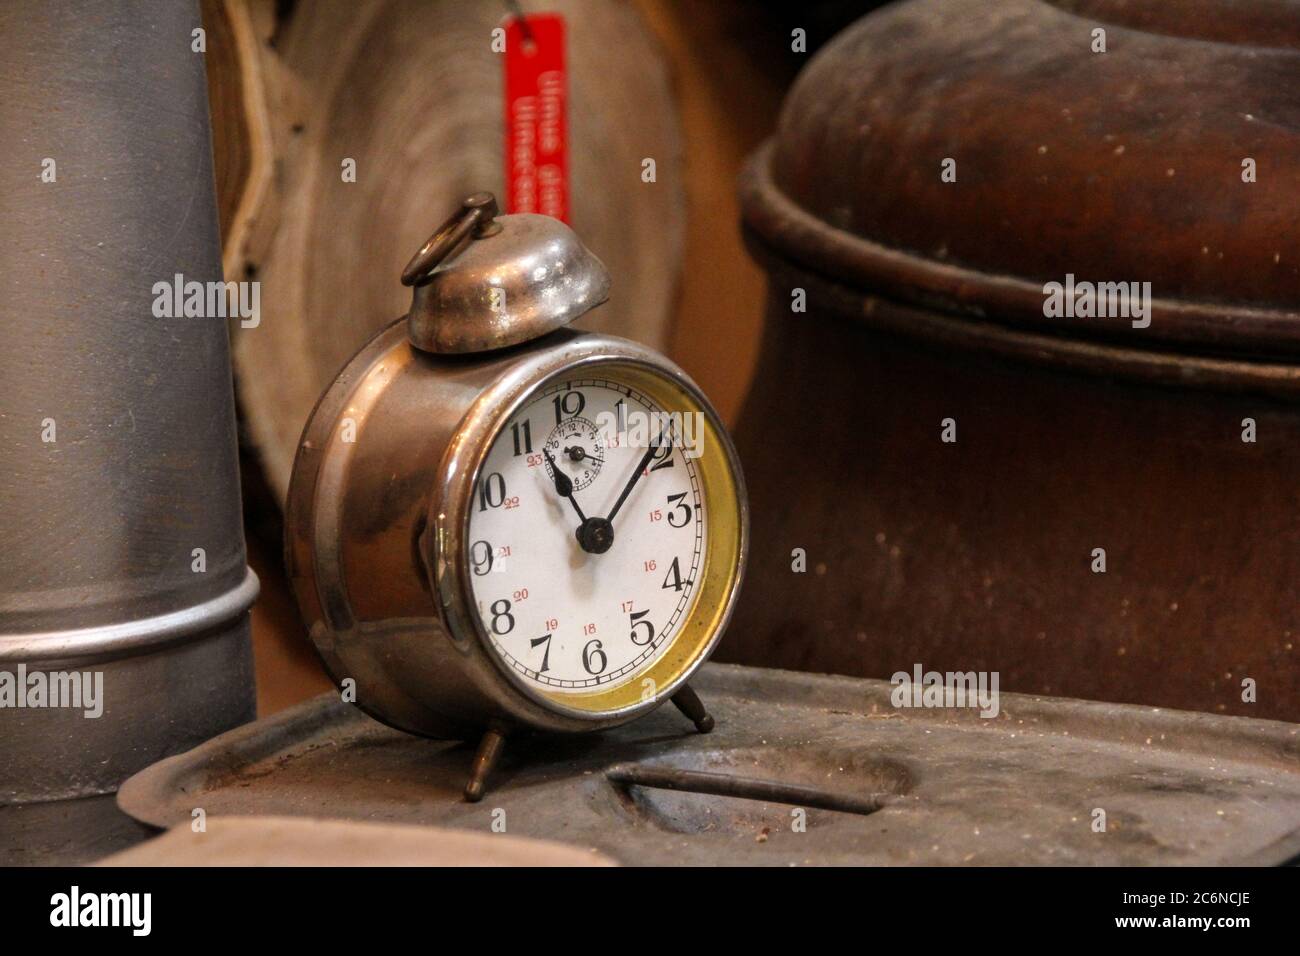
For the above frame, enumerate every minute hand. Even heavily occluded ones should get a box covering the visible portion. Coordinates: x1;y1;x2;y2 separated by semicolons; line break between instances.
606;423;675;524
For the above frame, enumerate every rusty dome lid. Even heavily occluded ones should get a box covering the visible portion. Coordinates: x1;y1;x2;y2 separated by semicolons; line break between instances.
741;0;1300;358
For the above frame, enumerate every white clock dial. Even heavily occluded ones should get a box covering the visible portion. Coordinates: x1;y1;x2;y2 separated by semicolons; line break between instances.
467;375;705;693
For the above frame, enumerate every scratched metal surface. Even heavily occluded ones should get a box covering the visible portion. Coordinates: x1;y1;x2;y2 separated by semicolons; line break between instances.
116;664;1300;865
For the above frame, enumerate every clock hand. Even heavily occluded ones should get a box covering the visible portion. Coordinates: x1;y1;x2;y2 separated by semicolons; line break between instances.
543;447;588;524
544;448;612;555
563;445;604;466
605;420;676;525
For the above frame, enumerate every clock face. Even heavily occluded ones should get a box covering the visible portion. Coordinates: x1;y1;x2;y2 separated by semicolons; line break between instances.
466;369;718;702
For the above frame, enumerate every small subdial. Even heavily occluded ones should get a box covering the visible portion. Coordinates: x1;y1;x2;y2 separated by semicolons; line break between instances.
543;417;604;492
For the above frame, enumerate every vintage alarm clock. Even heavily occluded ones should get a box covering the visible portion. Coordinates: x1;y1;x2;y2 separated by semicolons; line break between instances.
285;193;748;800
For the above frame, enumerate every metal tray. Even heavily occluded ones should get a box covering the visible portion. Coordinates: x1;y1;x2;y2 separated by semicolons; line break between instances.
117;664;1300;865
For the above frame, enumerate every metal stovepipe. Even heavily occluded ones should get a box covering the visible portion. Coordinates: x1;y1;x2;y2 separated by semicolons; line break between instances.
0;0;258;842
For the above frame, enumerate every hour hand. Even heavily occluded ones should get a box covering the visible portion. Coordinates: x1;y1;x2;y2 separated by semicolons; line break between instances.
543;447;586;523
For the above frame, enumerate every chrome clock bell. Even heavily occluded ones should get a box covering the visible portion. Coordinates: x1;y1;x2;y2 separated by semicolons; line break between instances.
285;193;748;801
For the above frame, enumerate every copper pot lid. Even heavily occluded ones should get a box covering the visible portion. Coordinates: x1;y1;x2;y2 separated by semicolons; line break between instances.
741;0;1300;358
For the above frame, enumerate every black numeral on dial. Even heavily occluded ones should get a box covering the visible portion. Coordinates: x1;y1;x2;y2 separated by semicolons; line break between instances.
662;556;685;592
629;609;654;646
531;633;552;672
648;442;674;472
666;492;692;528
470;540;494;575
582;638;607;674
553;390;585;424
478;472;507;511
489;598;515;635
511;420;533;456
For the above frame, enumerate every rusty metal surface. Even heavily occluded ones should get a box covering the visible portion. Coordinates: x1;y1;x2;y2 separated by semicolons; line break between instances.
748;0;1300;356
724;259;1300;722
116;664;1300;866
729;0;1300;721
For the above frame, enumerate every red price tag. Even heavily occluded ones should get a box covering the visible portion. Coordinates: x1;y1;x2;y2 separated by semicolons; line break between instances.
503;13;568;222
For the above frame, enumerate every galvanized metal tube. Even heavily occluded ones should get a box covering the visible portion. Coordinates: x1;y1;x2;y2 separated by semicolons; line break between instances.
0;0;257;808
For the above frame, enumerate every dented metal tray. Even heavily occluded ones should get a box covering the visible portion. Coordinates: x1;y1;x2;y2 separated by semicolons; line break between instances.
117;664;1300;865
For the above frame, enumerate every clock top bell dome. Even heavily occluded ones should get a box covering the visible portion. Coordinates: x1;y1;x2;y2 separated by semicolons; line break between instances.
401;192;611;355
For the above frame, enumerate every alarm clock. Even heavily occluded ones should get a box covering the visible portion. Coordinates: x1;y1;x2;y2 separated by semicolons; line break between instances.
285;193;748;800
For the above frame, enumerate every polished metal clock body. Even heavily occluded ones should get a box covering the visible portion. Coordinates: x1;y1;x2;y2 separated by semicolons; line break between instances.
286;323;747;738
284;196;747;801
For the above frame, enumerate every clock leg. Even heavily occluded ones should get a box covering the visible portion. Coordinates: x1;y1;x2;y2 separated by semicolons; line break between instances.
671;684;715;734
464;728;506;802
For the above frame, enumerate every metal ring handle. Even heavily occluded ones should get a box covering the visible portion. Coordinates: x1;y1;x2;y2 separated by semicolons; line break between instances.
400;192;500;286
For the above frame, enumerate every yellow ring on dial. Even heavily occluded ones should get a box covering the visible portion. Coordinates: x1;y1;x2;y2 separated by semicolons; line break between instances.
464;360;744;716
